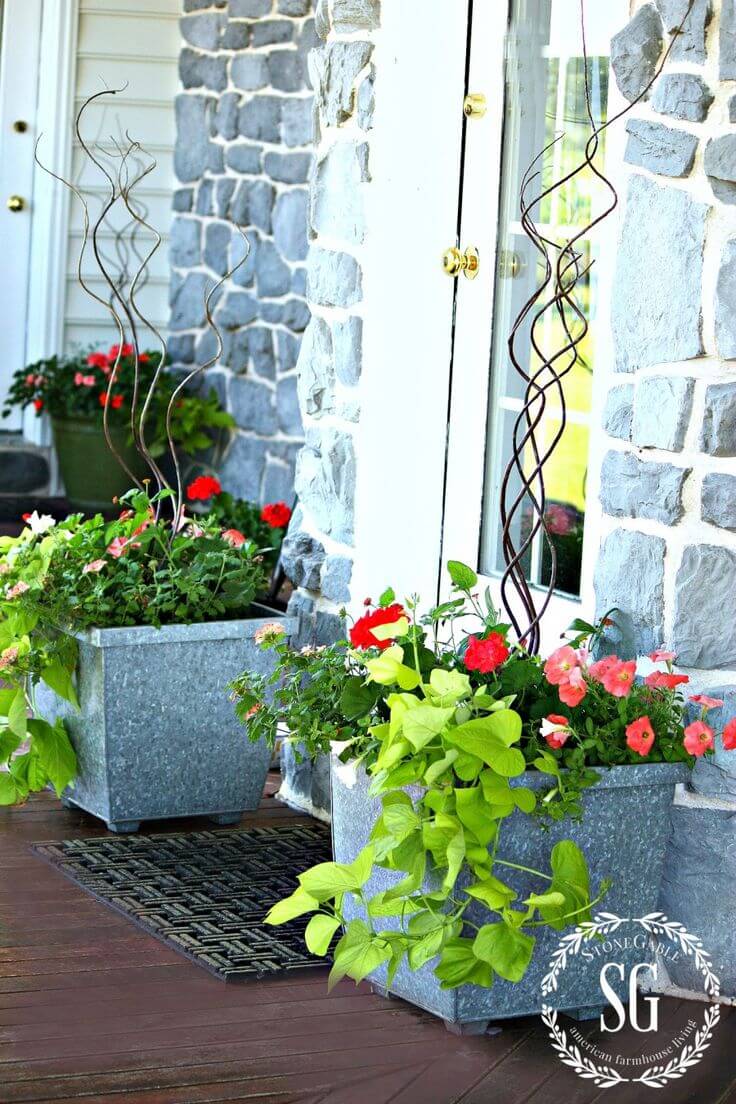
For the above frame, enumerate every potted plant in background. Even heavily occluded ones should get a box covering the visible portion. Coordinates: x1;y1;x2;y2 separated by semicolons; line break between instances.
185;473;292;575
2;346;235;513
0;488;292;831
230;561;733;1031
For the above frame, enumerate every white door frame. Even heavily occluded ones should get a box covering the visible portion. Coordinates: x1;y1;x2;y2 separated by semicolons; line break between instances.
441;0;630;651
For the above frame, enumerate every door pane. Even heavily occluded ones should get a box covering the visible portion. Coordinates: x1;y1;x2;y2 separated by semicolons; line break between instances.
480;0;619;598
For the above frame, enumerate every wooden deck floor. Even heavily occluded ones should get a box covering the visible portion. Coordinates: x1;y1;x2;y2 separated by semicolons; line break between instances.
2;781;735;1104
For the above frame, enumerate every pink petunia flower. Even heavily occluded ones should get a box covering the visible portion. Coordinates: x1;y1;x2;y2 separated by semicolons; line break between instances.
82;559;106;575
5;581;29;599
600;659;637;698
541;714;571;750
106;537;131;559
683;720;714;757
689;694;724;711
722;718;736;751
544;645;578;686
626;716;655;756
222;528;246;548
588;655;619;682
558;666;587;708
649;649;676;664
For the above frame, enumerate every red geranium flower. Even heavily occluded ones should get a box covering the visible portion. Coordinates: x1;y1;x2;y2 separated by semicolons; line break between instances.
87;352;108;369
187;475;222;501
626;716;655;757
261;501;292;529
683;720;714;757
722;718;736;751
645;671;690;690
107;343;134;362
33;398;43;412
350;604;407;651
464;632;510;675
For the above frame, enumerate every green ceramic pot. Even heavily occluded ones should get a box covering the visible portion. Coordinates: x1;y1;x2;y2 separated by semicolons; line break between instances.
51;416;149;513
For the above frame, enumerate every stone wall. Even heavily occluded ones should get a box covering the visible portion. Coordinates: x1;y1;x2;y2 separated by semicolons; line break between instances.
596;0;736;997
168;0;318;505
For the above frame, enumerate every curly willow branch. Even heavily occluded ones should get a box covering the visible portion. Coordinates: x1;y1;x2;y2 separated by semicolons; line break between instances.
499;0;695;653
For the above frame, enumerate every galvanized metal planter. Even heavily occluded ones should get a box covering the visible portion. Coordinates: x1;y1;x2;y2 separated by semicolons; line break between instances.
331;757;688;1031
37;606;292;833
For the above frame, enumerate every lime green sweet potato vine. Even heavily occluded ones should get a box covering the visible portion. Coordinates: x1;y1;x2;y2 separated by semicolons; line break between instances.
264;638;606;991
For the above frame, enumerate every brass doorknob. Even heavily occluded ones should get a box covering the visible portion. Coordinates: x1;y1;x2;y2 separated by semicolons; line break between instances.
7;195;26;213
442;245;480;280
463;93;487;119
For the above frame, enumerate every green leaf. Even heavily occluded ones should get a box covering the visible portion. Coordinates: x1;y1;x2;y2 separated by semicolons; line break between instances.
339;677;379;721
371;617;410;642
378;587;396;607
423;749;459;786
542;840;592;929
0;687;16;717
512;787;537;814
304;913;341;956
523;890;566;910
401;704;454;750
473;923;535;982
41;657;79;709
447;561;478;591
367;892;423;918
426;668;472;706
383;802;421;842
328;920;392;989
446;716;525;777
364;646;421;690
265;886;319;925
466;875;517;911
0;727;21;763
299;849;375;900
442;828;465;892
7;689;27;739
0;772;20;806
435;937;493;989
454;785;496;846
408;925;446;970
28;718;76;796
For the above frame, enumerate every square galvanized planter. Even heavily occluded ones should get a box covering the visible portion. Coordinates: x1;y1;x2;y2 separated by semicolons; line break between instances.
37;606;292;833
331;757;688;1031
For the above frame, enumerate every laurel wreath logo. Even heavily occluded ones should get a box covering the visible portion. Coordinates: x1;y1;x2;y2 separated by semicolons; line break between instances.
541;912;721;1090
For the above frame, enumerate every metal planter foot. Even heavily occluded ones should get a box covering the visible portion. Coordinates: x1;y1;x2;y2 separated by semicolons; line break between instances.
106;820;141;834
209;812;243;826
567;1006;605;1022
60;796;78;810
444;1019;493;1036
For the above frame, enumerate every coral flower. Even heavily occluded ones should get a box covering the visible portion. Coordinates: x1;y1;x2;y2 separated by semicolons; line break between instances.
600;660;637;698
626;716;655;756
464;632;510;675
82;559;106;575
5;581;29;599
187;475;222;501
559;666;587;707
254;622;286;646
722;718;736;751
588;655;619;682
350;604;407;651
683;720;714;757
645;671;690;690
261;501;292;529
222;528;247;547
0;645;19;670
689;694;724;711
544;645;578;686
649;649;676;664
541;715;571;749
106;537;130;559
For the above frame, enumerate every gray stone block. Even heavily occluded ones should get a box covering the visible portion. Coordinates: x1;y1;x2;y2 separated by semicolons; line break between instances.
281;298;310;332
255;239;292;298
730;94;736;124
282;530;326;590
239;96;283;142
229;0;270;13
173;187;194;213
220;433;268;500
282;97;314;147
297;316;334;417
225;142;262;174
221;20;250;49
273;189;309;260
208;144;225;174
170;271;211;331
611;4;663;103
214;92;240;139
187;0;226;8
231;54;269;91
705;134;736;204
278;0;311;13
702;472;736;531
203;221;231;276
357;67;375;130
230;228;257;288
216;290;259;330
307;247;362;307
312;142;367;243
230;376;277;435
268;49;306;93
701;384;736;456
594;529;665;656
168;334;195;364
174;95;212;183
333;316;362;385
248;327;277;379
631;375;693;451
224;331;248;373
655;0;712;63
215;177;236;219
311;42;373;127
673;544;736;667
195;328;220;368
331;0;380;32
624;118;697;177
195;178;214;216
292;268;307;296
262;458;295;504
230;180;274;233
252;19;294;46
603;384;633;441
716;240;736;360
299;20;320;88
169;217;201;268
277;375;303;435
611;175;706;372
321;554;352;603
295;426;356;543
599;450;688;524
277;331;300;375
179;49;228;93
315;0;330;38
721;0;736;79
651;71;713;122
264;151;312;183
180;11;225;50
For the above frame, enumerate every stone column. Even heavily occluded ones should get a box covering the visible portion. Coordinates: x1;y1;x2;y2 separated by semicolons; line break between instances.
595;0;736;998
168;0;319;504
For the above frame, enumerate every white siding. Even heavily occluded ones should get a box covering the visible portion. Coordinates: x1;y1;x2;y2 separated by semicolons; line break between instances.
62;0;180;354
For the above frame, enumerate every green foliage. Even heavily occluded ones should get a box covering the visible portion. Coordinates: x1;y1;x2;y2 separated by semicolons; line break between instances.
0;487;268;806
